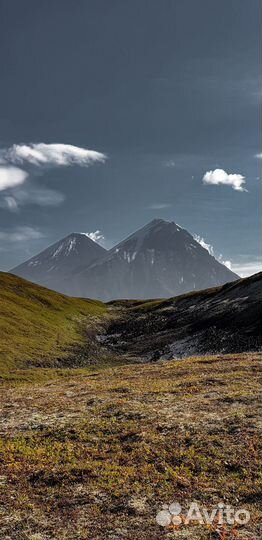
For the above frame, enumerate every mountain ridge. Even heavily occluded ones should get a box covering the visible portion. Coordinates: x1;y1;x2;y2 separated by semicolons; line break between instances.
11;219;239;299
11;232;107;292
68;218;239;299
103;271;262;359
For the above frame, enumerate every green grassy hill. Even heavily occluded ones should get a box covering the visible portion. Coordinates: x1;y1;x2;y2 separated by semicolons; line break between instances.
0;272;106;375
1;271;261;378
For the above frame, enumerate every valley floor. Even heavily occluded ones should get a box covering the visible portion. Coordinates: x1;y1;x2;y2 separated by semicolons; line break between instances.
0;353;261;540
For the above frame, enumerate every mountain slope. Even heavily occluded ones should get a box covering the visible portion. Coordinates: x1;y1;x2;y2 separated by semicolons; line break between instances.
0;272;106;374
11;233;107;294
104;272;262;359
1;271;261;377
70;219;239;300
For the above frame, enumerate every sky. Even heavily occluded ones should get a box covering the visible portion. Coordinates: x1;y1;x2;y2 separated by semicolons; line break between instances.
0;0;261;277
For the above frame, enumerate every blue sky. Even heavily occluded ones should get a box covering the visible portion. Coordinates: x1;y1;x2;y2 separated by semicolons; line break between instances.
0;0;261;276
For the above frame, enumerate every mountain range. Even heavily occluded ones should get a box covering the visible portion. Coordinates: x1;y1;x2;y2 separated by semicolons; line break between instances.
11;219;239;300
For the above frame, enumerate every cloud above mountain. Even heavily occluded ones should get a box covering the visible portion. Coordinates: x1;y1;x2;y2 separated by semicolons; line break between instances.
231;259;262;278
0;187;65;212
81;230;106;246
202;168;247;192
194;234;232;270
193;234;215;256
1;143;107;168
0;143;107;210
0;166;28;191
0;226;44;243
148;203;172;210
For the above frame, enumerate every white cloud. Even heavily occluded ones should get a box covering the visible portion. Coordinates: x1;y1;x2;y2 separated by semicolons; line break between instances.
216;255;235;270
230;260;262;278
2;196;19;211
0;166;28;191
148;203;172;209
1;143;107;168
0;226;44;243
222;259;232;270
82;230;105;246
194;234;234;272
202;168;247;192
0;187;65;212
193;235;215;256
0;142;106;210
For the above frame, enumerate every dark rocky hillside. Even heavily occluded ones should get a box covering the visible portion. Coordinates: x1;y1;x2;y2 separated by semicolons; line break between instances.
102;272;262;360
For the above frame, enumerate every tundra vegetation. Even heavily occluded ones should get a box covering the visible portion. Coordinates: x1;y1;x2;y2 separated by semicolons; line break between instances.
0;273;261;539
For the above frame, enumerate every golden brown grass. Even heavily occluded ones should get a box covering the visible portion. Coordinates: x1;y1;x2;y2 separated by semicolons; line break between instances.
0;353;261;539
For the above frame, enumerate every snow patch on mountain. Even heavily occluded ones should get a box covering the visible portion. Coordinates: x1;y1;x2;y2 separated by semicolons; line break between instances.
66;238;76;255
11;219;239;299
52;244;64;258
